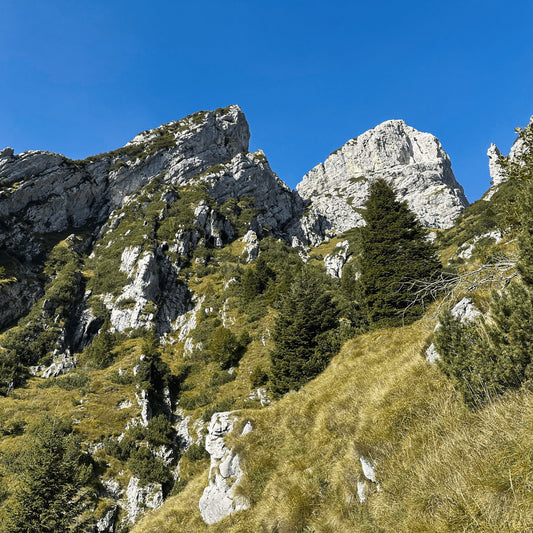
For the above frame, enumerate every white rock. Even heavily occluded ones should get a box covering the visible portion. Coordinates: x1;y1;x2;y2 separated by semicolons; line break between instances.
41;353;77;378
451;297;482;322
357;480;367;503
175;415;193;449
360;456;377;483
119;245;142;274
135;389;152;427
296;119;468;236
247;387;270;407
324;240;350;277
123;476;163;524
199;412;250;524
241;421;253;436
456;230;503;260
95;506;118;532
485;116;532;200
242;230;259;263
103;478;122;499
117;399;133;409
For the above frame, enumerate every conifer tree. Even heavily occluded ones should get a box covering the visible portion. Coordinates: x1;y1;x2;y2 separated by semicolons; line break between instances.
435;122;533;407
508;123;533;286
2;415;93;533
270;267;339;395
359;178;442;328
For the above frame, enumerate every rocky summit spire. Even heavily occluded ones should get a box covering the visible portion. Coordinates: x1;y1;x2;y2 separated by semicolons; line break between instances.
296;119;469;237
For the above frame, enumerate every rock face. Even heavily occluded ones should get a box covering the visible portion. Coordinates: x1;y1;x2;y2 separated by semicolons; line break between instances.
324;240;350;278
297;120;468;237
486;116;533;200
199;412;250;524
195;150;305;239
0;268;42;329
0;105;249;261
123;476;163;525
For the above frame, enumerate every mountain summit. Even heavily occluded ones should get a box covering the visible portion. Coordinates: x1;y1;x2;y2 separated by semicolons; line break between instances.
297;119;469;237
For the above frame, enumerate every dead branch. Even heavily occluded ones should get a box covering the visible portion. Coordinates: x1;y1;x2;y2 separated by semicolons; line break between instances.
400;254;518;317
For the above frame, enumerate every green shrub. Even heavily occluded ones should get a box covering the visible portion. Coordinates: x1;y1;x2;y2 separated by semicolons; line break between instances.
250;366;269;388
209;369;237;387
435;282;533;407
202;398;236;422
128;446;172;485
107;370;134;385
209;326;246;369
183;443;209;462
145;415;174;447
179;390;214;411
37;371;90;391
85;320;117;369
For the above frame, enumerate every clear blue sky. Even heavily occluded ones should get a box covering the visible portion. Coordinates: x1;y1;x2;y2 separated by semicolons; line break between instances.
1;1;532;202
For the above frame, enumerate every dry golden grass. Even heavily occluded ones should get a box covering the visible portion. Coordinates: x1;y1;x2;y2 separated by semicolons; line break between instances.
135;317;533;533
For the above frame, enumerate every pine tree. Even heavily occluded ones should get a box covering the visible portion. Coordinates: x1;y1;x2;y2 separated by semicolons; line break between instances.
2;416;93;533
269;268;339;396
358;178;442;328
85;317;115;368
435;282;533;407
435;122;533;407
209;326;246;369
509;123;533;286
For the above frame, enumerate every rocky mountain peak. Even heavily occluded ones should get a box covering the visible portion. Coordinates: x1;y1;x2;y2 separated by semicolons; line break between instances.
296;119;468;236
486;115;533;200
0;105;250;260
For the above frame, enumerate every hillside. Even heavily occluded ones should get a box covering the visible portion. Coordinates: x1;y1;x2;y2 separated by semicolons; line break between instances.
0;108;531;532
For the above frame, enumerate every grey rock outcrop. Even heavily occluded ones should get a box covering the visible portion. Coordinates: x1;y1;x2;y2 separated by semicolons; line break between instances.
324;240;350;278
94;507;118;533
296;120;468;238
0;105;249;261
242;230;259;263
486;116;533;200
199;412;250;524
122;476;163;525
106;247;190;335
40;353;78;378
456;230;503;260
0;268;43;329
357;455;380;503
196;150;305;239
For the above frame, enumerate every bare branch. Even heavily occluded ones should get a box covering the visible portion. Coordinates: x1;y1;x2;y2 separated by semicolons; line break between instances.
399;254;518;317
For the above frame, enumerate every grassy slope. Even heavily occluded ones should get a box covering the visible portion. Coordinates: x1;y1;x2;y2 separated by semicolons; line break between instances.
136;314;533;532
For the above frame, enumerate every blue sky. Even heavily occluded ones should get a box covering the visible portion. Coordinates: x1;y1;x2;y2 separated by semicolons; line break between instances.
1;1;531;201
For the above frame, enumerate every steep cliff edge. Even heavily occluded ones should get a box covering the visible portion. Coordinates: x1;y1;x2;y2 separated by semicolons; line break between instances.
0;105;249;261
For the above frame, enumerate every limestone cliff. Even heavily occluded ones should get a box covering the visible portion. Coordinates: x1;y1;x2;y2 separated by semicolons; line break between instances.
0;106;249;261
296;119;469;237
486;115;533;200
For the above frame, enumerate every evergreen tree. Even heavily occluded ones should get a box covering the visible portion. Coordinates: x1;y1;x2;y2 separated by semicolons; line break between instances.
435;282;533;407
435;122;533;407
359;178;442;328
209;326;246;369
85;317;116;368
507;123;533;286
135;330;173;415
270;268;339;396
2;415;93;533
